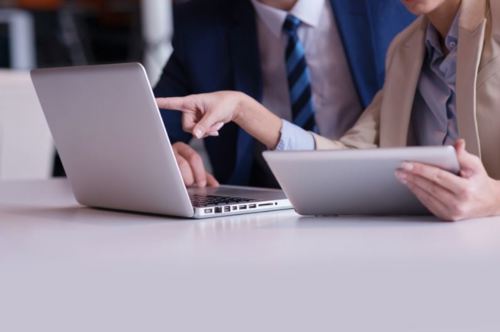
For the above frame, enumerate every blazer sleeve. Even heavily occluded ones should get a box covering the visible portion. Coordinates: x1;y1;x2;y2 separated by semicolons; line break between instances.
154;50;193;144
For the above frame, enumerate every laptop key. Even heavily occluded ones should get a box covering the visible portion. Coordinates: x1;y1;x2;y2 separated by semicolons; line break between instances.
190;194;256;208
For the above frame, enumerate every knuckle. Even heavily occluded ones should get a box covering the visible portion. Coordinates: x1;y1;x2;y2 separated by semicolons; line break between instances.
449;204;467;220
177;158;188;170
449;202;461;214
459;187;473;201
409;164;421;175
429;184;439;195
428;170;440;183
188;153;202;165
434;171;446;183
413;164;427;175
413;164;424;173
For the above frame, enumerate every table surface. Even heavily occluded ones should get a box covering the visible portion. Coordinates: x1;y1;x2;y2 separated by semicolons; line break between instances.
1;180;500;332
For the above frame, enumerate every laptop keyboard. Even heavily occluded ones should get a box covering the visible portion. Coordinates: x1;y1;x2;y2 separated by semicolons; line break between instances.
190;194;256;207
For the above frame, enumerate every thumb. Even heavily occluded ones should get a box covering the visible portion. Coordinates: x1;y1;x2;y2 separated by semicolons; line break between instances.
455;139;482;177
192;113;221;139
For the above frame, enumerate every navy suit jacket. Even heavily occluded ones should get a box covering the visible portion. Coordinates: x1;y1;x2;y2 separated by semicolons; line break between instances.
154;0;415;186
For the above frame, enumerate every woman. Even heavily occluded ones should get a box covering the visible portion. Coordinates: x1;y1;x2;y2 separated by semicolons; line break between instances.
157;0;500;221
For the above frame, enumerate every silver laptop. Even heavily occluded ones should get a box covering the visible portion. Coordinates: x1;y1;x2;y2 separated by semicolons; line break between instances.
31;63;292;218
263;147;460;216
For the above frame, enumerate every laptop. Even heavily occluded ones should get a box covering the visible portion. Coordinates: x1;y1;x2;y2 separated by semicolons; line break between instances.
31;63;292;218
263;147;460;216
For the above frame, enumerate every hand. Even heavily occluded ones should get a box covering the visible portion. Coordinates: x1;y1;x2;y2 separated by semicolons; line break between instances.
157;91;282;149
395;139;500;221
157;91;247;139
172;142;219;188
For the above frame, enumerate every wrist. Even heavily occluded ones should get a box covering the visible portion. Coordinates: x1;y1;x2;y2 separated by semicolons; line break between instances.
233;92;254;126
230;92;282;149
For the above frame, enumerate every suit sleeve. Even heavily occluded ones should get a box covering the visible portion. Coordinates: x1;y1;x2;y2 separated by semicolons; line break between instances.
153;26;193;144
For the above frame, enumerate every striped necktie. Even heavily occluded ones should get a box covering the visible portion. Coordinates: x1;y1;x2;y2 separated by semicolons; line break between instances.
283;14;317;132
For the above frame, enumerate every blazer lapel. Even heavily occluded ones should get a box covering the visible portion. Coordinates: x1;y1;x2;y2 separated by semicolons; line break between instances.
455;0;487;157
380;18;427;147
329;0;375;108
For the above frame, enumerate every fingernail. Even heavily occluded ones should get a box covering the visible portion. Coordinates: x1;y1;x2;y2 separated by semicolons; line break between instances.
395;171;408;184
401;162;413;171
208;131;219;137
198;181;207;188
194;129;203;139
214;122;224;131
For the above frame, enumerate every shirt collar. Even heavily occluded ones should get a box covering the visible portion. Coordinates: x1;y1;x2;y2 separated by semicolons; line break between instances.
251;0;325;39
425;9;460;55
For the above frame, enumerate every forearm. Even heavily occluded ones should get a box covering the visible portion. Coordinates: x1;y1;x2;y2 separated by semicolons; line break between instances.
234;93;282;149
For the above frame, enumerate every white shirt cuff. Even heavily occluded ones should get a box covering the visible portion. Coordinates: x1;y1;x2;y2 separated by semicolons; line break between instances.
276;120;315;151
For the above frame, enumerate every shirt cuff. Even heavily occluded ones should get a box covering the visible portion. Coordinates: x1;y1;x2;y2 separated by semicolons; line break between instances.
275;120;315;151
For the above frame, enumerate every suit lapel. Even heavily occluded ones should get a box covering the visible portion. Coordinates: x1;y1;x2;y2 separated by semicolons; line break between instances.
380;18;427;147
227;0;262;185
329;0;375;108
455;0;487;157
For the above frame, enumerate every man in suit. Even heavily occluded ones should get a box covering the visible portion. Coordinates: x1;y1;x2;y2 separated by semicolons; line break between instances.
154;0;414;188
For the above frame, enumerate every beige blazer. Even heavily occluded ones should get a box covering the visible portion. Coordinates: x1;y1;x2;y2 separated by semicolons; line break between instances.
314;0;500;179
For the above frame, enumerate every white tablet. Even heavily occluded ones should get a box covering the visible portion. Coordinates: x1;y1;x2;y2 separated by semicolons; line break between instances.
263;146;460;216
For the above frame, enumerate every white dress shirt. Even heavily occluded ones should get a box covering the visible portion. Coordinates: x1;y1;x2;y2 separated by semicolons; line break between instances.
251;0;363;149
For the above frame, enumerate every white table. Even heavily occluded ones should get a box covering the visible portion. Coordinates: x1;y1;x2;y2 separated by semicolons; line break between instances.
1;180;500;332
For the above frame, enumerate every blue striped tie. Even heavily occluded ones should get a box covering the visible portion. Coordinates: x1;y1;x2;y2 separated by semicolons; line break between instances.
283;15;317;132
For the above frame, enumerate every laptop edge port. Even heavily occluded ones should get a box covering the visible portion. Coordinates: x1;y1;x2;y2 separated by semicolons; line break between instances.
249;204;257;209
239;205;247;210
224;206;231;212
214;207;223;213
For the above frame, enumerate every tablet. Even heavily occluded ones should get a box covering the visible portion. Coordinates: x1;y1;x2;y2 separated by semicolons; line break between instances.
263;146;460;216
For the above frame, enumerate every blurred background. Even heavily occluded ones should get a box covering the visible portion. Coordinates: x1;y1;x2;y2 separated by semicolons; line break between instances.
0;0;174;180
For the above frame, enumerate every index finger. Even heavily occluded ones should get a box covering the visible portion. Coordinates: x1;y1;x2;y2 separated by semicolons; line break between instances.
156;97;191;111
400;162;467;195
175;143;208;187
